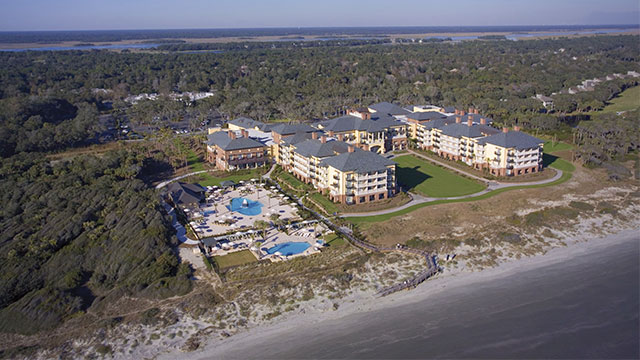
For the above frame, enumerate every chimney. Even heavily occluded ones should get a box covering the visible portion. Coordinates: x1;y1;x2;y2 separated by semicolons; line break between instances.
328;131;335;137
513;126;520;132
475;108;479;114
467;119;473;127
455;116;461;124
468;114;473;121
321;135;327;144
348;145;355;153
362;112;371;120
480;117;486;125
312;132;318;140
337;134;344;141
502;127;509;133
229;130;236;139
241;129;248;138
468;107;474;114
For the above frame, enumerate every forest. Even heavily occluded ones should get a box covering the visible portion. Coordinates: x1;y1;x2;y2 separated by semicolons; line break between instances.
0;147;191;335
0;34;638;336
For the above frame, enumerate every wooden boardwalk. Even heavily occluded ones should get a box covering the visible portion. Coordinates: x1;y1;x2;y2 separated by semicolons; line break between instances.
266;177;440;297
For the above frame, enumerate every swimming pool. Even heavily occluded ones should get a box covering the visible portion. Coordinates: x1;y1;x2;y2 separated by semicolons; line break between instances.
227;197;263;216
266;242;311;256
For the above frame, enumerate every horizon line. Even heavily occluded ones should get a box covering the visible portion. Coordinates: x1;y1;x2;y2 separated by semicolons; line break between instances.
1;24;638;33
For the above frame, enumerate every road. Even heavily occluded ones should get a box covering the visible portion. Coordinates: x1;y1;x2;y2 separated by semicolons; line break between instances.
342;151;563;217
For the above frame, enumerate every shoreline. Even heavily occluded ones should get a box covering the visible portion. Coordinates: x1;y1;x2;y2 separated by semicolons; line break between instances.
162;226;640;359
1;28;637;50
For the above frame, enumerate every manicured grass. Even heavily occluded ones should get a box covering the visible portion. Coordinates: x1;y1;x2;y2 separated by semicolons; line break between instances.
188;168;266;187
543;140;573;153
213;250;258;269
309;192;340;215
346;158;575;224
600;86;640;114
324;233;345;247
276;170;312;191
394;155;485;197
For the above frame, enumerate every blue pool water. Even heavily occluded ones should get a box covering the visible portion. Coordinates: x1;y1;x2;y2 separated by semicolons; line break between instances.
227;197;263;216
266;242;311;256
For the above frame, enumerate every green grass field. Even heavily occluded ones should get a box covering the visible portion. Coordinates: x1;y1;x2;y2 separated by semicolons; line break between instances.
600;86;640;114
213;250;258;269
309;192;340;214
324;233;346;247
543;141;573;153
347;157;575;224
394;155;485;197
193;169;265;187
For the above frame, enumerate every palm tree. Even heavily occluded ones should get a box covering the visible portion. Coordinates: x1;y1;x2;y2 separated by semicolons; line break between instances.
253;220;270;242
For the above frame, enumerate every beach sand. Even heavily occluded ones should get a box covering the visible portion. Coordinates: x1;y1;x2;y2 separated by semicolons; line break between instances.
160;226;639;359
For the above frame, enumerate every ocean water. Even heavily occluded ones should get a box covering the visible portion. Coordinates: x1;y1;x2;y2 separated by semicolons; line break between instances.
216;234;639;359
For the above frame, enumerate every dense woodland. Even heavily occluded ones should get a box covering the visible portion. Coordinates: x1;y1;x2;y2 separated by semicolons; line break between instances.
0;148;192;334
0;34;638;336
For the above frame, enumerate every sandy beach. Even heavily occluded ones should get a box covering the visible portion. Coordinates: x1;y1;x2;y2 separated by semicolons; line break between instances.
159;226;639;359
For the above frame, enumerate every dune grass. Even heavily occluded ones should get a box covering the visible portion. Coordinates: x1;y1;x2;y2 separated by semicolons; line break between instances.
346;158;575;224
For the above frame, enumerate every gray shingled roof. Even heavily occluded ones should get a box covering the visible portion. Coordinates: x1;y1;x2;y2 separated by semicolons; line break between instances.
319;114;404;133
407;112;447;121
281;131;317;145
293;139;350;158
206;131;266;151
228;117;265;129
440;123;501;138
421;117;457;130
270;123;316;135
477;131;543;150
369;102;411;116
446;113;494;125
167;182;205;205
320;149;395;173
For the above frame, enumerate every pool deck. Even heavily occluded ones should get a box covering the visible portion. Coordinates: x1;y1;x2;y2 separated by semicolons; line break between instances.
189;184;300;238
207;225;329;262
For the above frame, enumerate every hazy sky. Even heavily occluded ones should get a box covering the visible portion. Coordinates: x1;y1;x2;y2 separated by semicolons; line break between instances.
1;0;638;31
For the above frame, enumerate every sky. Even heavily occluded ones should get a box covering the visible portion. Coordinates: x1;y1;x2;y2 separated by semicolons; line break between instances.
0;0;638;31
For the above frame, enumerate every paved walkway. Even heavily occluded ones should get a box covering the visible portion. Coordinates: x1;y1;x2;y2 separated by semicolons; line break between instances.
163;203;200;245
342;154;563;217
155;170;209;189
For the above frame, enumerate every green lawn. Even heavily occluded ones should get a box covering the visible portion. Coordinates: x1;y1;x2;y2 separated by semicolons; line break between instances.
276;170;312;191
543;140;573;153
309;192;340;214
324;233;345;247
394;155;485;197
600;86;640;114
213;250;258;269
347;157;575;224
188;168;266;187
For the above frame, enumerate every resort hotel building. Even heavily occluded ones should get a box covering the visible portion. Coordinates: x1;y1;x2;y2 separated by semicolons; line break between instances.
206;102;544;204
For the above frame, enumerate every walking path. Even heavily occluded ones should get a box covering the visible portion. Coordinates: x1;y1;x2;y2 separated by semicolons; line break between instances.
155;170;208;189
342;153;563;217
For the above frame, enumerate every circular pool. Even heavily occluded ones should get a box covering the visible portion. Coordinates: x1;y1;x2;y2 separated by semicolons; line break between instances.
227;197;263;216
